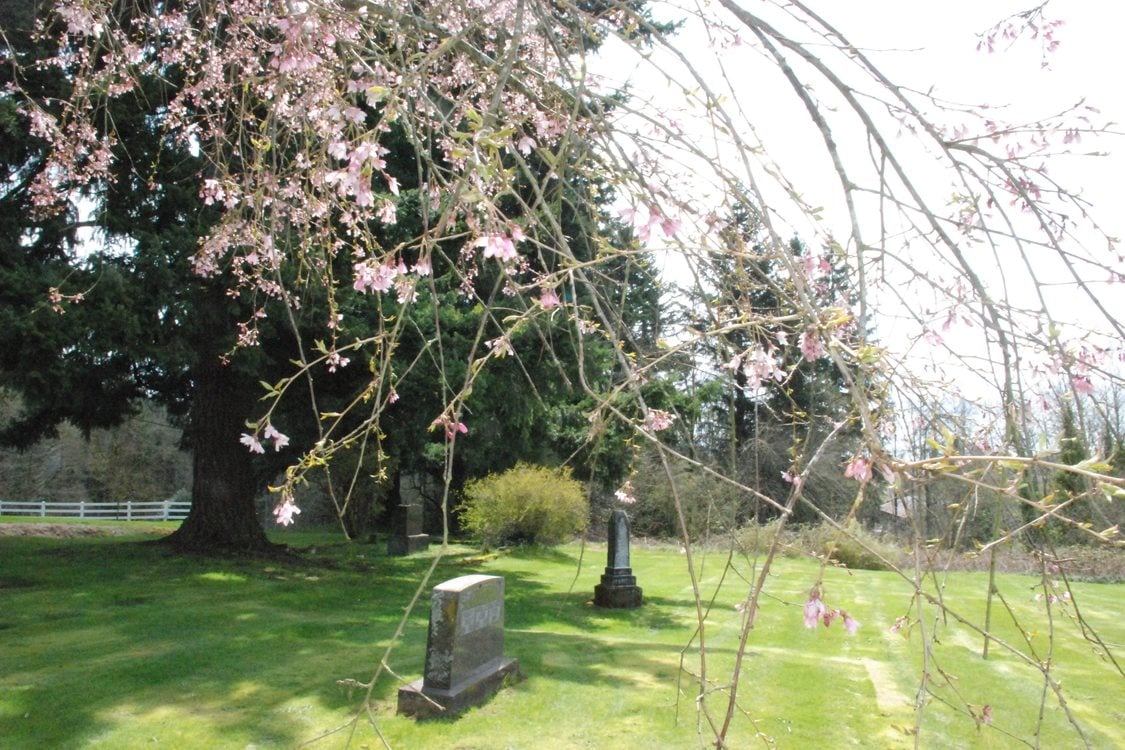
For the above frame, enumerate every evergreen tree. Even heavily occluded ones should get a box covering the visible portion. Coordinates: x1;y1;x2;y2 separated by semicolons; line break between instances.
2;4;663;548
683;200;863;524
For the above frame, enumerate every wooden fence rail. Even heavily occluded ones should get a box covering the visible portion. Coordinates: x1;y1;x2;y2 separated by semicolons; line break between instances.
0;499;191;522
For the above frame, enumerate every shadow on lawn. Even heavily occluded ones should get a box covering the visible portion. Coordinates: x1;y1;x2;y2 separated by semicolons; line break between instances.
360;554;699;704
1;535;705;748
0;536;445;748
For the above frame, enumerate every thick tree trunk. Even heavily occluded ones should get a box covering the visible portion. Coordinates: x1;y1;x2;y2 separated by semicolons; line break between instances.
164;355;273;553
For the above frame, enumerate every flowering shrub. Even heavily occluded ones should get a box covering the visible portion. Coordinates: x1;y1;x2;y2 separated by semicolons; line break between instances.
459;464;589;548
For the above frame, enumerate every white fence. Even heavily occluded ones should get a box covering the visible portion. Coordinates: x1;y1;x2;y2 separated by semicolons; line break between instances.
0;499;191;522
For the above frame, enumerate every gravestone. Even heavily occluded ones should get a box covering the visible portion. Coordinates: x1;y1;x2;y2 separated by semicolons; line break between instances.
397;574;521;719
387;473;429;556
593;509;643;608
386;502;429;556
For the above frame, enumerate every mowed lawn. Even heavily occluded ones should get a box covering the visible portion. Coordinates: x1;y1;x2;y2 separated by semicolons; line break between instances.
1;523;1122;749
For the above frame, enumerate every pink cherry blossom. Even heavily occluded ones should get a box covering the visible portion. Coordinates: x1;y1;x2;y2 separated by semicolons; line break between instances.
781;470;803;490
643;409;676;432
798;329;827;362
539;288;561;309
842;612;860;635
615;481;637;504
376;200;397;224
272;497;301;526
263;424;290;451
353;260;398;294
1072;375;1094;395
475;233;518;262
240;433;265;454
395;277;416;304
431;415;469;440
516;135;536;154
486;337;514;356
727;346;786;391
803;590;827;629
844;456;871;483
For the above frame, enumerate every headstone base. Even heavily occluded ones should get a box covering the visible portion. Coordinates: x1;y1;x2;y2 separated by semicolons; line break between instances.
594;568;643;608
397;656;521;719
387;533;430;556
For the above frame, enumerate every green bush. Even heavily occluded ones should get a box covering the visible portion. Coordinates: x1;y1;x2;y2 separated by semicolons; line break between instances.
736;520;901;571
460;463;589;547
793;521;899;571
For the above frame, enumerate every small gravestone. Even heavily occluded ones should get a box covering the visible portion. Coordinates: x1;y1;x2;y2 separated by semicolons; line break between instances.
387;474;430;556
397;574;521;719
594;509;643;608
387;501;429;556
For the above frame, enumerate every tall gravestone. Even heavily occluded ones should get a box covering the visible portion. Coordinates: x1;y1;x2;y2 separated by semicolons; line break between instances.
594;509;643;608
387;473;430;556
397;574;521;719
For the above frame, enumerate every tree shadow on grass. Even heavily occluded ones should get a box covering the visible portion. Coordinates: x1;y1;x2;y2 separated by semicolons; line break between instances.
0;536;446;749
0;535;711;748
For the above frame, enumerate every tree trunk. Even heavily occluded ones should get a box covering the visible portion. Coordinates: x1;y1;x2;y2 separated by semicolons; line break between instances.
164;354;273;553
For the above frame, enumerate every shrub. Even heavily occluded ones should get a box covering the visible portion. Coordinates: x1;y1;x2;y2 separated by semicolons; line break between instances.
625;448;746;540
459;463;589;547
735;520;902;571
789;521;900;571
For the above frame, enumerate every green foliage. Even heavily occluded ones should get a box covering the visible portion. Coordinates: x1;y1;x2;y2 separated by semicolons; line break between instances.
1054;403;1088;498
626;448;744;540
0;392;191;502
671;201;864;525
820;521;898;571
459;463;589;547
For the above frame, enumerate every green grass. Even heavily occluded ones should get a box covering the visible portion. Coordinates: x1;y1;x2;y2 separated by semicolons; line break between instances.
0;526;1122;749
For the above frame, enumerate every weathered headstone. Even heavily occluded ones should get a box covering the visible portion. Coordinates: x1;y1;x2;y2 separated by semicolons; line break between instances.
593;509;643;608
397;574;521;719
387;473;430;556
386;501;429;556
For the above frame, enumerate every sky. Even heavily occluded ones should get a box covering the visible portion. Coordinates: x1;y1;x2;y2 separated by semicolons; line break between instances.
821;0;1124;229
589;0;1125;402
597;0;1124;233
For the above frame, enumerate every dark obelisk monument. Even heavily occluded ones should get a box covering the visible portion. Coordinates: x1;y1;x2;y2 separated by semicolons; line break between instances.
387;473;430;556
593;509;643;608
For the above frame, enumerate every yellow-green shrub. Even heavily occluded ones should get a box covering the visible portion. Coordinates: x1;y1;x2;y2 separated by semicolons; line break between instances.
460;463;589;547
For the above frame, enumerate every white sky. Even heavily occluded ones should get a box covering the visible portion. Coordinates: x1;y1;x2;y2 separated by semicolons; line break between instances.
589;0;1125;401
808;0;1124;229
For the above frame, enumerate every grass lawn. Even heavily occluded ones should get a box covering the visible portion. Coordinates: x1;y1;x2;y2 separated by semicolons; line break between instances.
0;523;1122;748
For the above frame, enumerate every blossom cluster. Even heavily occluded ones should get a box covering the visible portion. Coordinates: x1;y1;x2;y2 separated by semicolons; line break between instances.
33;0;584;329
240;423;290;454
431;414;469;441
272;494;301;527
803;588;860;635
642;409;677;433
